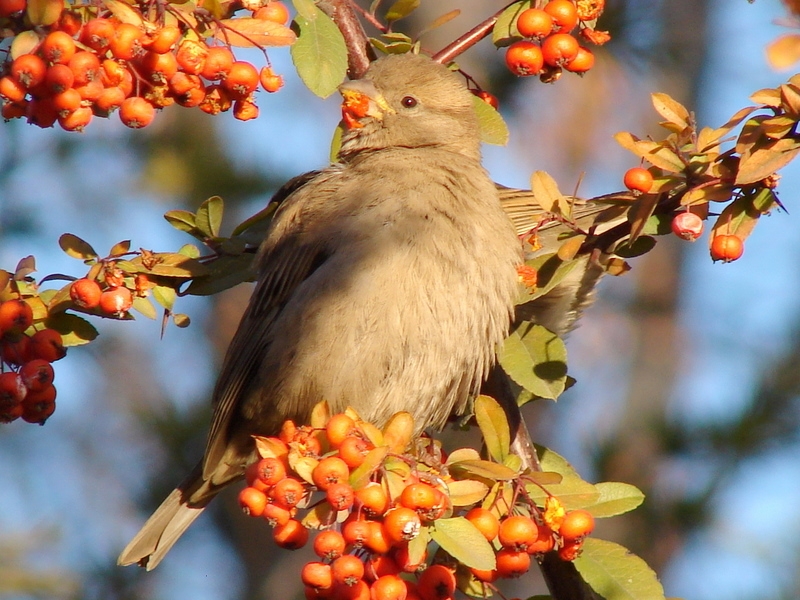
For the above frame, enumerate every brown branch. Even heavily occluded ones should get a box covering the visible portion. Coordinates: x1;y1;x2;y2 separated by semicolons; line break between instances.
432;4;510;65
318;0;375;79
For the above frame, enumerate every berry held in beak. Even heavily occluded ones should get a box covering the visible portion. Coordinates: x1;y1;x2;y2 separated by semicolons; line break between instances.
339;79;394;129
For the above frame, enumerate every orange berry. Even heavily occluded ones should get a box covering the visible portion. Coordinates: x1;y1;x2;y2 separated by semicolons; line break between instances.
370;574;407;600
270;476;306;509
0;299;33;335
253;1;290;24
710;234;744;262
70;278;102;309
495;548;531;578
233;98;259;121
273;518;309;549
354;482;389;517
238;486;268;516
119;97;155;129
198;84;232;115
541;33;580;67
20;359;55;393
499;515;539;551
343;517;371;547
52;88;82;116
1;101;26;120
0;371;27;406
262;502;292;527
75;79;104;103
95;86;127;114
68;51;101;86
11;54;47;89
148;25;182;54
558;539;583;561
416;565;455;600
26;98;59;128
42;63;75;95
336;580;370;600
246;456;287;488
526;524;555;554
338;436;373;469
41;31;77;65
564;46;595;73
623;166;654;193
366;554;400;580
0;0;25;17
559;509;595;541
110;23;146;61
326;482;355;511
544;0;579;33
517;8;554;39
56;11;82;36
201;46;235;81
223;61;259;98
0;76;26;104
313;456;350;490
313;529;346;560
99;286;133;315
259;66;284;93
399;483;437;514
505;40;544;76
176;40;208;75
326;413;356;448
382;507;421;545
469;566;498;583
364;520;393;555
465;507;500;542
139;50;179;85
332;555;365;587
302;561;333;590
81;18;116;52
29;329;66;363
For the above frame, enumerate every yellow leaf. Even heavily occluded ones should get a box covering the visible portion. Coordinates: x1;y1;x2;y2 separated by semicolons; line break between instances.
651;92;690;130
530;170;570;216
766;34;800;70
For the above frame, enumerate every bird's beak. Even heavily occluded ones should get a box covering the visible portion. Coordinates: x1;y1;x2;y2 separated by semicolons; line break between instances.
338;79;395;129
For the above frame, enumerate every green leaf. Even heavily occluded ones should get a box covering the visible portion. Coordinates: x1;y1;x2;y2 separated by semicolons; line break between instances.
184;253;255;296
132;296;157;320
46;312;98;346
613;235;656;258
474;395;510;462
446;480;489;507
492;1;529;47
472;95;509;146
196;196;224;238
290;8;348;98
330;122;345;163
587;482;645;518
291;0;317;20
528;446;600;509
152;285;177;310
385;0;419;22
518;253;579;302
131;253;209;278
164;210;198;234
430;517;496;570
575;538;666;600
109;240;131;257
498;322;568;400
59;234;98;260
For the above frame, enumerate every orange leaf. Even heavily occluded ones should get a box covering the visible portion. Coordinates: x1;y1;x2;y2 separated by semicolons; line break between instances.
213;18;296;48
766;34;800;70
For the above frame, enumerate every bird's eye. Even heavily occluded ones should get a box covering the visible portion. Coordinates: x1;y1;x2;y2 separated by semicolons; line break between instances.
401;96;418;108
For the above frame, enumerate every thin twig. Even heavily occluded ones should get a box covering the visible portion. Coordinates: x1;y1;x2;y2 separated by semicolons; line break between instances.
432;4;509;65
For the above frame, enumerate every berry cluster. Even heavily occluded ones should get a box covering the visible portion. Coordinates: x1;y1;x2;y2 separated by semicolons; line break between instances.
622;166;745;262
0;0;290;131
0;297;63;424
238;405;597;600
504;0;607;82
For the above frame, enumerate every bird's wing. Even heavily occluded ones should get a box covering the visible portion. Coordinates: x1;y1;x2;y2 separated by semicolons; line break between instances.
202;171;334;481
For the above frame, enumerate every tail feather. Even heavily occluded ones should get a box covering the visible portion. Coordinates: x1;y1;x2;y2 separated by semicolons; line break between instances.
118;462;217;570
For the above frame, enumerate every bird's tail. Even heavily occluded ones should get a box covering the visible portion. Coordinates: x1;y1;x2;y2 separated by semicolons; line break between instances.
118;461;216;571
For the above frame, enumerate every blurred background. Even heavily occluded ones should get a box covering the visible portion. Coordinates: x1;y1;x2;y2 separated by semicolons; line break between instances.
2;0;799;598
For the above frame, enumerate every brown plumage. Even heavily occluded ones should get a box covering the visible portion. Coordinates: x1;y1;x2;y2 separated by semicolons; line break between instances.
118;53;522;570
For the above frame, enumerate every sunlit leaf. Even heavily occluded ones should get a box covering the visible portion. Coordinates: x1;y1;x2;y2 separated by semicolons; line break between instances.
430;518;496;570
474;395;510;463
575;539;666;600
447;480;490;506
290;7;348;98
213;18;296;48
586;482;645;518
45;312;98;346
59;234;98;260
196;196;224;238
766;33;800;70
385;0;419;22
27;0;63;25
651;92;690;130
473;95;509;146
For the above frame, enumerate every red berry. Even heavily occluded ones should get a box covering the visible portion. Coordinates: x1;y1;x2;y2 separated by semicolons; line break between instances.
99;286;133;315
710;234;744;263
19;359;55;392
516;8;554;39
70;278;102;309
29;329;66;362
544;0;579;33
505;40;544;77
623;167;654;194
0;299;33;335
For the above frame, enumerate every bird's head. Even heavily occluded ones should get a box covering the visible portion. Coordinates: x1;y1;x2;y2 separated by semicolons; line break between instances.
338;53;482;162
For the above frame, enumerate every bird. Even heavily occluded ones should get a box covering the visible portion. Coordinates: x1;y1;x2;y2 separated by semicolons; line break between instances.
118;52;524;570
